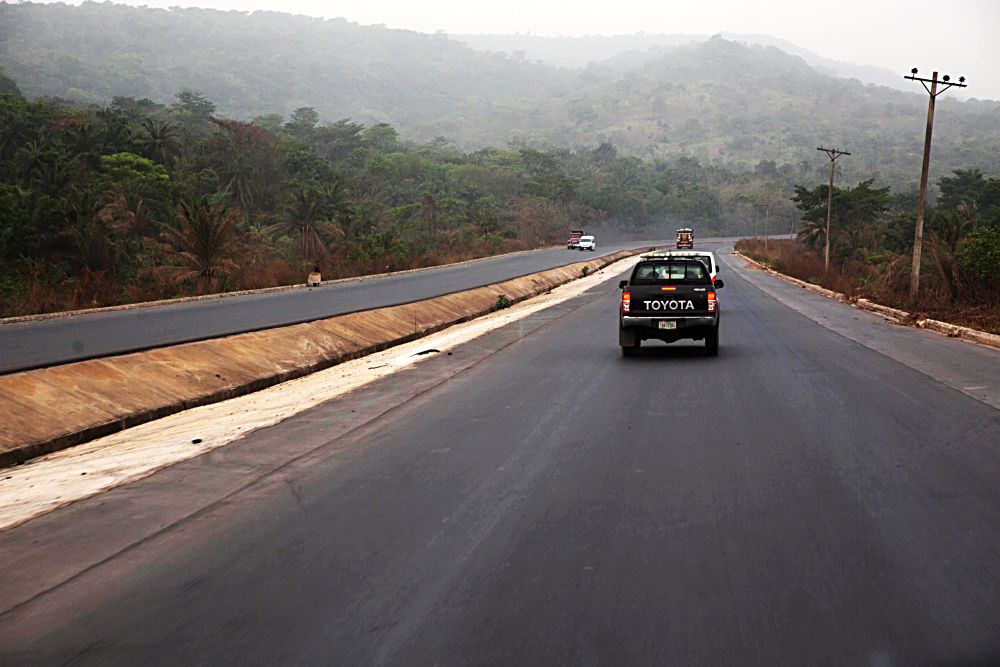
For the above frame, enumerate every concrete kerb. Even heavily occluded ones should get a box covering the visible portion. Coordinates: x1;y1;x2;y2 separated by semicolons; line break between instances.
733;251;1000;352
855;299;912;324
916;318;1000;349
0;248;647;467
733;252;848;303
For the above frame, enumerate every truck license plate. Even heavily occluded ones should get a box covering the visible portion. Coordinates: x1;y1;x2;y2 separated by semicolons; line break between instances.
658;321;677;330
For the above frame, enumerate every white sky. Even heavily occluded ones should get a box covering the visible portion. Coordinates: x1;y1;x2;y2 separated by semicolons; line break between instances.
39;0;1000;99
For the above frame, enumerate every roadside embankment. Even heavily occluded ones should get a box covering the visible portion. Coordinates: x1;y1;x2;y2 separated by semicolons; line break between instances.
734;251;1000;351
0;249;646;467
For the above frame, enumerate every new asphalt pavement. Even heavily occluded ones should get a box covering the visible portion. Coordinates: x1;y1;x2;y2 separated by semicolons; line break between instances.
0;242;646;374
1;243;999;665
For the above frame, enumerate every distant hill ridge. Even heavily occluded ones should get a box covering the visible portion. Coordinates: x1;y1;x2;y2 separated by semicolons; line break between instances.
2;2;998;189
451;31;921;97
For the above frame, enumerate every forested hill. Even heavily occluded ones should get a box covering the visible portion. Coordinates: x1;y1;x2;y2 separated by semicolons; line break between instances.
0;2;573;135
2;2;999;189
454;31;910;94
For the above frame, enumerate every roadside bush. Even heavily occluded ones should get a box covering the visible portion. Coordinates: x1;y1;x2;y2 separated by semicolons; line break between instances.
493;294;513;311
956;224;1000;287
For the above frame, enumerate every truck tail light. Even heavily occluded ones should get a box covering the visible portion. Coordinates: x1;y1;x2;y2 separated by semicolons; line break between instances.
621;290;631;313
708;291;717;313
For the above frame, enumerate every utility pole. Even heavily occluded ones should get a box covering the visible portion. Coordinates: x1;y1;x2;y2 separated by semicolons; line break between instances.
904;68;967;302
817;147;851;273
763;203;771;251
752;203;771;250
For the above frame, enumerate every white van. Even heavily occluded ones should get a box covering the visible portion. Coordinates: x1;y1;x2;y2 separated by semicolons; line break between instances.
578;235;596;251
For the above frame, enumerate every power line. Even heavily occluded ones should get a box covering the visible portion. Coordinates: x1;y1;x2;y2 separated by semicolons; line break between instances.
904;68;967;302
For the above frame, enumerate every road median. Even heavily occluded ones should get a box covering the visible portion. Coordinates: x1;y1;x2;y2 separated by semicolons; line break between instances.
0;248;647;467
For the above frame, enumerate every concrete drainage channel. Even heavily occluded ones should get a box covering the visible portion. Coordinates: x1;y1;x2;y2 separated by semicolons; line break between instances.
735;251;1000;350
0;248;648;467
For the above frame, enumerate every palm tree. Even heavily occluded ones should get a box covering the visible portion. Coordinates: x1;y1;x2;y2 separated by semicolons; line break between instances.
420;191;462;238
29;153;75;197
930;209;976;255
159;200;241;291
16;138;48;179
797;217;825;250
98;186;155;238
68;122;103;159
222;153;258;214
135;118;181;166
270;181;350;261
95;108;133;153
925;210;977;300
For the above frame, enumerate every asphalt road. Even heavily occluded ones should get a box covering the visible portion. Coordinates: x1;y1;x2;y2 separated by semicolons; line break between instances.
0;242;646;374
2;243;1000;665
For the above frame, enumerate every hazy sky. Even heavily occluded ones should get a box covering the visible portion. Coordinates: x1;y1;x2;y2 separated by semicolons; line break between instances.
43;0;1000;98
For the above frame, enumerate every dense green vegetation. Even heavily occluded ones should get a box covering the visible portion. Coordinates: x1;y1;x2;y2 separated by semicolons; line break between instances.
1;87;776;316
737;169;1000;332
3;2;999;193
2;2;998;321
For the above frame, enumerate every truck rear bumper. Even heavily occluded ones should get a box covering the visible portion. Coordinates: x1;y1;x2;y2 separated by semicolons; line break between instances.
620;315;718;344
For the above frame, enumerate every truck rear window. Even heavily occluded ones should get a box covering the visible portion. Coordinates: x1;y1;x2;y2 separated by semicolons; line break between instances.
632;262;708;284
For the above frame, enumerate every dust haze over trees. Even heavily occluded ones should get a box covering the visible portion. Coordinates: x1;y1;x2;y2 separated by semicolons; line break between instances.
0;1;998;316
3;2;998;185
0;88;738;316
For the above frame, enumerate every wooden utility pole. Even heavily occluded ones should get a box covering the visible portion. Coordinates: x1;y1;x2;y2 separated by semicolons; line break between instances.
904;68;967;301
817;147;851;273
763;203;771;251
752;203;771;249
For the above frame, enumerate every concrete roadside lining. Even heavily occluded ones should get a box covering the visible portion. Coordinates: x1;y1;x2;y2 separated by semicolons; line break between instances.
733;251;848;303
734;251;1000;351
0;256;644;534
0;248;646;467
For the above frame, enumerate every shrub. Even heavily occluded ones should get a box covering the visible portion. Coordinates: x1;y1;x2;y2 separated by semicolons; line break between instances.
956;224;1000;286
493;294;513;311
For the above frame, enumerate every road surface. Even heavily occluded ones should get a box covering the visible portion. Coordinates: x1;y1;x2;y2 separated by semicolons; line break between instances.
2;242;999;665
0;242;648;374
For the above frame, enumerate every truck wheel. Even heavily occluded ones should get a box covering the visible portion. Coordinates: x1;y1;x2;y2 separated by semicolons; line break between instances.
621;344;636;357
705;328;719;356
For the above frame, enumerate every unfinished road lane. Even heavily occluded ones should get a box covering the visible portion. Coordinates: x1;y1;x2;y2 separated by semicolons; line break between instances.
2;246;1000;665
0;242;648;374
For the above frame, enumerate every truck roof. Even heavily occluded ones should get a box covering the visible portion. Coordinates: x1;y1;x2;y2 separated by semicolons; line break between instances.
641;250;712;259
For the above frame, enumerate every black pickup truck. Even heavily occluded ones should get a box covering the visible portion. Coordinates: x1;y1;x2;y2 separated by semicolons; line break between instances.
618;256;724;356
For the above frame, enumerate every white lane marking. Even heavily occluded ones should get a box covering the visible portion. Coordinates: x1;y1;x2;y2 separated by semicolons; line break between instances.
0;256;641;532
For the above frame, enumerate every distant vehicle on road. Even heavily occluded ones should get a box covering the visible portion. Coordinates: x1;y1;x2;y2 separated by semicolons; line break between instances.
618;257;724;357
643;249;717;282
578;235;596;251
567;229;584;249
675;227;694;249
